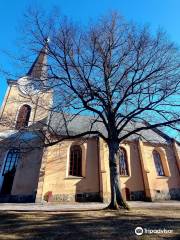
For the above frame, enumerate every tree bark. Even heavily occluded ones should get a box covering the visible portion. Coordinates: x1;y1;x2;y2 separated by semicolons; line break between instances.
107;141;129;210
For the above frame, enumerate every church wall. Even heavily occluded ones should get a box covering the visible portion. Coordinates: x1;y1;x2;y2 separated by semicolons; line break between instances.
98;138;110;202
0;84;35;131
120;142;145;200
39;138;100;202
100;141;145;202
0;83;52;132
142;143;180;200
0;138;44;202
11;143;43;197
0;148;8;190
33;91;52;123
100;140;180;202
173;141;180;173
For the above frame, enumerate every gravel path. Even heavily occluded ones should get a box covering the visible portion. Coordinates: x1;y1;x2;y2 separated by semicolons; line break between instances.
0;202;107;211
0;201;179;211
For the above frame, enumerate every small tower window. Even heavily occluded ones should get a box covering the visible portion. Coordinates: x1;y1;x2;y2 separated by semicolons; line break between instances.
15;105;31;129
69;145;82;177
153;150;165;176
119;147;129;176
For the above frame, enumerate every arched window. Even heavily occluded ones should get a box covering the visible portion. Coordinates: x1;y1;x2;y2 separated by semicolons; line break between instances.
2;149;20;176
119;147;129;176
69;145;82;177
16;104;31;129
153;150;165;176
1;149;20;194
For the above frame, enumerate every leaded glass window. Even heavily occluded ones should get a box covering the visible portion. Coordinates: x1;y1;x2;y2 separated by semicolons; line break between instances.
153;150;165;176
2;149;20;176
119;148;129;176
69;145;82;177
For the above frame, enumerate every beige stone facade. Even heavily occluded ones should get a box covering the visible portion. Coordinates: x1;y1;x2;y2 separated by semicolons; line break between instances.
0;49;179;203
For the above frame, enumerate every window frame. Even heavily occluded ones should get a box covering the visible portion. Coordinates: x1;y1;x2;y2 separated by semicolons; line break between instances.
152;150;165;176
2;149;20;176
15;104;31;129
69;145;82;177
119;147;129;176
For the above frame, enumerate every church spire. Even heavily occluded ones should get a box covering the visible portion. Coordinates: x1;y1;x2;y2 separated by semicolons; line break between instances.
27;40;48;80
17;39;49;94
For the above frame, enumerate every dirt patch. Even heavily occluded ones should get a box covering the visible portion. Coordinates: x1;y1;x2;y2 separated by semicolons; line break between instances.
0;208;179;239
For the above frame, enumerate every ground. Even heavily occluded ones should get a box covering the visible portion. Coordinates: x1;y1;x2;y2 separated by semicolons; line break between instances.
0;202;179;240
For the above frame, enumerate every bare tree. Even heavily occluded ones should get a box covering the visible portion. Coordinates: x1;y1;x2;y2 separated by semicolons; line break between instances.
12;10;180;209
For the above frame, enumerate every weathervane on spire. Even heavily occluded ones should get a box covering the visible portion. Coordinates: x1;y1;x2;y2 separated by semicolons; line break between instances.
45;37;50;43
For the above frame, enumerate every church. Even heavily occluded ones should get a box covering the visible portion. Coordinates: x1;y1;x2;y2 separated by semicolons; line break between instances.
0;46;179;203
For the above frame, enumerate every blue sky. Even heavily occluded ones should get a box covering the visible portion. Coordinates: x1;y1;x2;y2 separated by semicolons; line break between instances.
0;0;179;138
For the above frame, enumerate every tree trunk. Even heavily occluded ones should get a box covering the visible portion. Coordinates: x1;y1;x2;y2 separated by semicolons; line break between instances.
107;141;129;210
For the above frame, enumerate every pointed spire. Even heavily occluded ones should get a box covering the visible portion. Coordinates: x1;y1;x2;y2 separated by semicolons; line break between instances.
27;39;48;80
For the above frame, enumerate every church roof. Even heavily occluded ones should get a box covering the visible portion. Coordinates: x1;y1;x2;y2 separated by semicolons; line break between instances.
7;43;48;88
27;45;47;80
47;112;172;144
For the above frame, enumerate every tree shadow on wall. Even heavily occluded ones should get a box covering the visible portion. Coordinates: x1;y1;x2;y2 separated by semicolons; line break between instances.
75;139;102;203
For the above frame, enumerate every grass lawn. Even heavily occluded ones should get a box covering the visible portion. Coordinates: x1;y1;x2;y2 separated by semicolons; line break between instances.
0;207;179;240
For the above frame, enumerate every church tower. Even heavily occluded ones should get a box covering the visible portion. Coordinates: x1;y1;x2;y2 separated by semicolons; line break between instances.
0;45;52;200
0;44;52;133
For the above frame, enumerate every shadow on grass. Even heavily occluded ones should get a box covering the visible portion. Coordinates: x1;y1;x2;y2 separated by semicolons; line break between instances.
0;210;179;240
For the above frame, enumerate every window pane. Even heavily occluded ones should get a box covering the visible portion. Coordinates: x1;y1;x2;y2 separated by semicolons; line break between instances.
69;145;82;177
153;151;165;176
119;148;129;176
3;149;20;175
